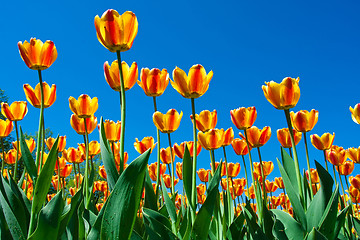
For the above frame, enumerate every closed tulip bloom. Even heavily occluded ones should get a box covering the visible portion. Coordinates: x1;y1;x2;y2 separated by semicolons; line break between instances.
254;161;274;176
227;162;241;178
347;147;360;164
163;174;179;188
198;128;225;150
94;10;138;52
138;68;169;96
45;136;66;152
277;128;302;148
104;60;138;91
265;180;278;193
0;119;13;138
176;162;183;180
171;64;213;99
1;101;28;121
23;82;56;108
337;161;354;176
153;109;183;133
99;166;107;179
160;147;175;164
231;138;251;155
290;109;319;132
78;141;101;157
134;137;156;154
230;107;257;130
4;149;20;165
190;110;217;132
310;132;335;150
69;94;98;118
349;186;360;203
70;114;97;135
13;138;35;153
240;126;271;148
18;38;57;70
148;162;166;181
222;127;234;147
245;185;256;199
350;103;360;125
233;178;247;188
55;157;66;171
350;175;360;189
326;145;347;166
262;77;300;110
101;120;121;142
274;177;284;189
62;147;83;164
305;168;320;184
173;141;202;158
214;162;227;177
114;152;129;168
197;168;210;182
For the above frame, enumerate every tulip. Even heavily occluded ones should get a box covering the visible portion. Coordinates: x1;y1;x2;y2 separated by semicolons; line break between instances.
265;180;278;193
23;82;56;108
222;128;234;147
327;145;347;166
310;132;335;150
254;161;274;177
114;152;129;169
45;136;66;152
104;60;138;91
190;110;217;132
69;95;98;118
134;137;156;154
262;77;300;110
59;164;72;178
94;10;138;52
231;138;251;155
276;128;302;148
274;177;284;189
99;165;107;179
62;147;84;164
337;161;354;176
160;147;175;164
18;38;57;70
350;175;360;189
12;138;35;153
148;162;166;181
3;149;20;165
173;141;202;158
305;168;320;184
138;68;170;97
197;168;210;182
0;119;13;138
245;185;256;199
349;186;360;203
171;64;213;99
101;120;121;142
350;103;360;125
163;174;179;188
214;162;227;177
1;102;28;121
227;162;241;178
153;109;183;134
240;126;271;148
176;162;183;180
230;107;257;130
290;109;319;133
347;147;360;164
70;114;97;135
78;141;101;157
198;128;225;150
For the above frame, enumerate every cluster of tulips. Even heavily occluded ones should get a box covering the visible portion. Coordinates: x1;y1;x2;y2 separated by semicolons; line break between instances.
1;8;360;240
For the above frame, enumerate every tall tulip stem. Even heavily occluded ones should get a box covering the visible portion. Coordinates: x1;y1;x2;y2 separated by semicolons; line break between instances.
116;51;126;175
14;121;19;181
35;70;45;173
83;118;90;208
257;147;267;204
303;132;314;198
190;98;197;221
168;133;175;196
241;155;250;199
153;97;161;203
323;150;329;172
337;168;347;207
1;138;5;174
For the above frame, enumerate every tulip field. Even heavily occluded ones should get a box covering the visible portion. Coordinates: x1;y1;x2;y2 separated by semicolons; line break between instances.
1;7;360;240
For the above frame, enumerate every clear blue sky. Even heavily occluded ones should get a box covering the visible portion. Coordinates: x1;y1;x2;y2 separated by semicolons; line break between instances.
2;1;360;188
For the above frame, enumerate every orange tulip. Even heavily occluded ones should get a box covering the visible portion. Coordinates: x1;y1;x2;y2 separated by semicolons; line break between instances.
18;38;57;70
240;126;271;148
59;164;72;178
99;165;107;179
3;149;20;165
310;132;335;150
326;145;347;166
349;186;360;203
114;152;129;168
190;110;217;132
270;196;281;209
245;185;256;199
12;138;35;153
45;136;66;152
0;119;13;138
276;128;302;148
54;157;66;171
23;82;56;108
62;147;84;164
198;128;225;150
227;162;241;178
173;141;202;158
1;101;28;121
222;127;234;147
231;138;251;155
262;77;300;110
254;161;274;177
148;162;166;181
104;60;138;91
233;178;247;188
337;161;354;176
163;174;179;188
171;64;213;99
101;120;121;142
176;162;183;180
214;162;227;177
94;10;138;52
138;68;170;97
69;94;98;118
347;147;360;164
134;137;156;154
153;109;182;134
233;184;245;197
274;177;284;189
160;147;175;164
305;168;320;184
290;109;319;132
78;141;101;158
350;103;360;125
350;175;360;189
70;114;97;135
230;107;257;130
265;180;278;193
197;168;210;182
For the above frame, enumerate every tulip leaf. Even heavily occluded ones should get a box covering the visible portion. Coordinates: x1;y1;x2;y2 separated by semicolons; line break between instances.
280;147;300;193
306;228;328;240
243;207;269;240
99;117;119;192
144;168;157;211
352;215;360;236
160;177;177;231
227;212;245;240
87;201;107;240
8;173;31;214
20;127;37;181
142;208;177;240
333;206;349;239
100;149;150;240
318;186;340;239
272;209;304;239
262;199;274;240
182;146;193;210
28;191;65;240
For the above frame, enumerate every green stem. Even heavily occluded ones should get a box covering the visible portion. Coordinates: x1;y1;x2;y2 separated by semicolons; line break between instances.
241;155;250;200
116;51;126;175
1;138;5;174
323;150;329;172
288;147;293;158
14;121;19;181
337;168;347;207
332;165;338;187
153;97;161;205
303;132;314;198
190;98;197;222
168;133;175;196
57;159;60;192
73;163;78;192
257;147;267;205
35;69;45;173
83;118;90;208
210;150;216;175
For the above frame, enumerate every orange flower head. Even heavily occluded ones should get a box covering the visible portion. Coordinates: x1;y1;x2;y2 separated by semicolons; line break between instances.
227;162;241;178
18;38;57;70
1;101;28;121
310;132;335;150
240;126;271;148
160;147;175;164
276;128;302;148
222;127;234;147
173;141;202;158
114;152;129;169
78;140;101;157
197;168;210;182
198;128;225;150
214;162;227;177
54;157;66;171
59;164;72;178
0;119;13;138
274;177;284;189
3;149;20;165
62;147;84;164
233;178;247;188
138;68;169;97
99;165;107;179
231;138;251;155
176;162;183;180
23;82;56;108
94;10;138;52
101;119;121;142
265;180;278;193
190;109;217;132
134;137;156;154
171;64;213;99
350;175;360;189
350;103;360;125
70;114;97;135
148;162;166;181
162;174;179;188
230;107;257;130
104;60;138;91
197;184;206;196
337;161;354;176
153;109;182;134
349;185;360;203
254;161;274;177
69;94;98;118
326;145;347;166
262;77;300;110
290;109;319;133
12;138;35;154
347;147;360;164
245;185;256;199
45;136;66;152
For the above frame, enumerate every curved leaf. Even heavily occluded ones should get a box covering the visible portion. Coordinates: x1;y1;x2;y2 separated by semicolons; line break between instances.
272;209;304;239
19;127;37;181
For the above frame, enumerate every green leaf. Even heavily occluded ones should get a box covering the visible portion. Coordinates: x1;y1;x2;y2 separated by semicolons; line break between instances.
182;146;192;210
99;117;119;192
223;188;234;227
262;199;274;240
280;147;299;193
161;177;177;232
28;191;65;239
8;174;31;215
333;206;348;239
306;228;327;240
272;209;304;239
318;186;340;239
272;217;288;240
352;215;360;236
100;149;150;240
87;200;108;240
142;208;177;240
243;207;269;240
31;136;59;216
227;212;245;240
144;168;158;211
19;127;37;181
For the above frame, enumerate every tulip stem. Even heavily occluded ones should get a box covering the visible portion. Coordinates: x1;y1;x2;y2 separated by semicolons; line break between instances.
73;163;78;192
1;138;4;174
337;168;347;207
303;132;314;199
241;155;250;200
168;133;175;196
13;121;19;181
190;98;197;223
153;97;161;204
332;165;338;187
257;147;267;205
323;150;329;172
35;70;45;174
57;159;60;193
284;109;304;205
116;51;126;175
83;118;90;209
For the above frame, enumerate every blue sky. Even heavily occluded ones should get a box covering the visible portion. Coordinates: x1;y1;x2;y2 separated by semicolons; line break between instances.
1;1;360;189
